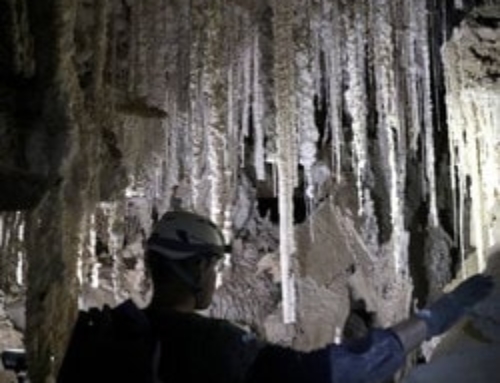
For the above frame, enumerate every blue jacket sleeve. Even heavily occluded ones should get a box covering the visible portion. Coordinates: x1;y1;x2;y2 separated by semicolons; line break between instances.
330;329;405;383
247;329;405;383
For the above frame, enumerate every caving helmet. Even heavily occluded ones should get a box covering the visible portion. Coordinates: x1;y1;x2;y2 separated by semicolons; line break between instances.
146;211;230;261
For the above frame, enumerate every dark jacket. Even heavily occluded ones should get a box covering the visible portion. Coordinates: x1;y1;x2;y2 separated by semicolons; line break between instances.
58;301;405;383
149;309;405;383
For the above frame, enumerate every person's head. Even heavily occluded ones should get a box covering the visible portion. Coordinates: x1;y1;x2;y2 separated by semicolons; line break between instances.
145;211;229;311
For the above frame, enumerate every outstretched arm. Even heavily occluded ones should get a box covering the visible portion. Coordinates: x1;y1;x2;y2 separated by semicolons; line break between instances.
393;273;494;353
247;328;405;383
246;274;494;383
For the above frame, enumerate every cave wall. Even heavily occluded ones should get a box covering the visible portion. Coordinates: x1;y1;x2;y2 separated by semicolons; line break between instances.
0;0;498;382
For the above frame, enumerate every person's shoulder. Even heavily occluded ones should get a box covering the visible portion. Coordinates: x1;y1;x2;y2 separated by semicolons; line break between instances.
185;312;249;334
113;300;149;324
180;312;260;344
149;308;262;348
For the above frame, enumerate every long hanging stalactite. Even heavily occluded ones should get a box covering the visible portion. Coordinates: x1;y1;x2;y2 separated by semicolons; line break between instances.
272;0;299;324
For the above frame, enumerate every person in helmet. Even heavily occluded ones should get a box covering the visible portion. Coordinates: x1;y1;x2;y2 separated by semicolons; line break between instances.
145;211;262;383
145;210;495;383
146;210;228;312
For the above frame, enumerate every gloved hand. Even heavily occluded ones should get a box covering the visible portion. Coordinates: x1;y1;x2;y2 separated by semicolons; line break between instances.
416;274;494;338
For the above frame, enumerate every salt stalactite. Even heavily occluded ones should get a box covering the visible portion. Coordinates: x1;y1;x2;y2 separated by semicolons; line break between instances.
227;64;235;172
406;0;438;227
76;213;96;294
176;113;192;212
151;154;162;202
74;210;99;299
443;9;500;272
0;213;22;290
406;0;422;153
272;0;298;324
405;0;437;228
242;38;252;144
296;0;320;244
224;6;250;253
16;214;25;286
321;0;344;182
416;1;439;227
89;214;99;289
187;1;206;211
227;50;239;190
205;1;229;225
296;0;319;201
100;202;123;302
161;3;183;212
372;0;408;274
0;215;9;290
344;0;368;216
253;31;266;181
16;252;23;286
165;107;180;212
76;239;84;287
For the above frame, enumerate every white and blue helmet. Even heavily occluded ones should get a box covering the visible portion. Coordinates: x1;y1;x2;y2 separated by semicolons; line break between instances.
146;211;229;261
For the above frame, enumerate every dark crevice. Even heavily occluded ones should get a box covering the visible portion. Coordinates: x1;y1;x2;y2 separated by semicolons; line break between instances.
475;15;500;28
256;196;308;225
315;93;328;150
408;203;430;308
